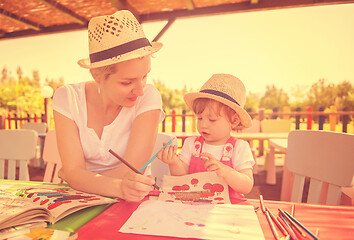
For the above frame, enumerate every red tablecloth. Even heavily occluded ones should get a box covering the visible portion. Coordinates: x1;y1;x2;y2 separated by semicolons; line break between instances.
77;198;354;240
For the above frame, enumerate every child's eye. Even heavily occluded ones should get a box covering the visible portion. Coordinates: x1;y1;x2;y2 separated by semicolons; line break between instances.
121;81;131;86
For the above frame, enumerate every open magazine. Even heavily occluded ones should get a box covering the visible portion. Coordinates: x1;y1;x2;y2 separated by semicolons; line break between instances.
0;180;118;231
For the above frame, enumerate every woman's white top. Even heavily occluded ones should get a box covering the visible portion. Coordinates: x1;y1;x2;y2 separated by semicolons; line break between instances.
179;137;255;171
52;82;165;173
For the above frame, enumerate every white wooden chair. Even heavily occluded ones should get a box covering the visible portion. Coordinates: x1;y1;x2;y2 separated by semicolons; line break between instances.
22;122;47;134
42;130;64;183
261;119;291;171
0;129;38;180
22;122;47;167
150;132;178;188
241;119;261;173
286;130;354;205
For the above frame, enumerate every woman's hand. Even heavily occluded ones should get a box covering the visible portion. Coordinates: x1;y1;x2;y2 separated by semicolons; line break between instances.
157;145;179;165
201;153;232;178
120;172;155;202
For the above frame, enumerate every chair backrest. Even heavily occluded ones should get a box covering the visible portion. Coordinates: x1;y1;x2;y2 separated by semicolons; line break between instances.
150;133;178;188
42;130;63;183
22;122;47;134
241;119;261;133
287;130;354;205
0;129;38;180
261;119;291;133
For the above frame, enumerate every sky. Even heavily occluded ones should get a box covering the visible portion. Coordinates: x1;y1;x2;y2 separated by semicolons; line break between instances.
0;3;353;98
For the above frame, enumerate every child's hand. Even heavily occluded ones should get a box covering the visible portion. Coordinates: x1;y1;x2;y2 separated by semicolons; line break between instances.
157;144;179;165
201;153;232;178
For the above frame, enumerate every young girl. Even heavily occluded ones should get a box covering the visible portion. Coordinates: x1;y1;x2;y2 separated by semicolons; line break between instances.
158;74;255;203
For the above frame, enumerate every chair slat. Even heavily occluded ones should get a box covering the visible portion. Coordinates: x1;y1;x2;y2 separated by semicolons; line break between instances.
290;174;305;203
308;178;322;204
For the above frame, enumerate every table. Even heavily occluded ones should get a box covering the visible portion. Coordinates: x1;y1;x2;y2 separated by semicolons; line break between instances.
76;198;354;240
267;139;287;185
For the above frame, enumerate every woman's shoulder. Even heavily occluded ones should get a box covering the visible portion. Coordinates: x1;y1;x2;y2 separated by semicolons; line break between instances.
53;82;86;98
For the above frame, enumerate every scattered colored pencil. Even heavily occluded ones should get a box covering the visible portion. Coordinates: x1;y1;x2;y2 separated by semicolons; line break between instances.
139;136;176;172
109;149;160;190
259;194;266;213
284;210;319;240
291;204;295;216
266;207;288;236
265;210;281;240
277;215;298;240
279;208;306;238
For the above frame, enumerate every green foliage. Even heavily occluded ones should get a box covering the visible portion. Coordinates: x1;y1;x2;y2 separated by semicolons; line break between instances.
153;79;190;112
305;79;354;111
259;85;290;110
0;66;64;115
245;92;261;112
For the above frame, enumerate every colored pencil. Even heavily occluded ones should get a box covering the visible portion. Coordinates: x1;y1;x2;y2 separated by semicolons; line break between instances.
291;204;295;216
277;215;298;240
139;136;176;172
266;207;288;236
279;208;306;238
265;210;281;240
109;149;160;190
259;194;266;213
284;210;319;240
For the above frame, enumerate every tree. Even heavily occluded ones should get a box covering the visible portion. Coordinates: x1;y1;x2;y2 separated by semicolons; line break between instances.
153;79;190;112
245;91;260;112
259;85;289;110
306;79;337;111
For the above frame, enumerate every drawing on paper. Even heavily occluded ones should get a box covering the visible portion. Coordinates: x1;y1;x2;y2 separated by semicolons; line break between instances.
158;172;231;204
120;200;265;240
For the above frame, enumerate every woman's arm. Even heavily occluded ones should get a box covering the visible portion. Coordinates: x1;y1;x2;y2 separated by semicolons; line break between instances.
54;110;154;201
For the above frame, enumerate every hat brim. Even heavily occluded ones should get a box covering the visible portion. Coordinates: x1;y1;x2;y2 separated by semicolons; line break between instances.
184;92;252;128
78;42;162;69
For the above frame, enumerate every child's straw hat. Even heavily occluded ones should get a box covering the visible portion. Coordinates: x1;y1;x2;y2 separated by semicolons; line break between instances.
78;10;162;69
184;74;252;128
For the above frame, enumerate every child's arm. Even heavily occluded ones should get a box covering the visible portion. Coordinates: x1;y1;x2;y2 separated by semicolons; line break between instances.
157;145;189;176
201;153;254;194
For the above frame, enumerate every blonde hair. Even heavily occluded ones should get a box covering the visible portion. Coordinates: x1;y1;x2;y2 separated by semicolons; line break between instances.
90;64;117;82
192;98;239;126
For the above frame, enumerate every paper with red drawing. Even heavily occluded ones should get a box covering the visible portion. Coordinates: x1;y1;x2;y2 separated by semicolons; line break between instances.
119;200;265;240
158;172;231;204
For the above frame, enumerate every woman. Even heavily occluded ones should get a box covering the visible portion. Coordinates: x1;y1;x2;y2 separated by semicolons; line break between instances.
52;10;164;202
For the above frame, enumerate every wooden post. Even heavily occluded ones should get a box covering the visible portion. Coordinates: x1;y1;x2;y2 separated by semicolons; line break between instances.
7;113;11;129
283;106;290;120
342;107;349;133
171;109;176;132
182;109;186;132
14;113;18;129
295;107;301;130
306;106;313;130
329;105;337;131
258;107;265;156
0;115;4;129
318;107;325;130
192;114;196;132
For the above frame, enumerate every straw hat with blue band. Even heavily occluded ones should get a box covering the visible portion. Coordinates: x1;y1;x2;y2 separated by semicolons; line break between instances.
78;10;162;69
184;74;252;128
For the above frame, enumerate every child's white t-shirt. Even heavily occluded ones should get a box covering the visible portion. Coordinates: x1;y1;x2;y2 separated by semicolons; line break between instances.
179;137;255;171
51;82;165;173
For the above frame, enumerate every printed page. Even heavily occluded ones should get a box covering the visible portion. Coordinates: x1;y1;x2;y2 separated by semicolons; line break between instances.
120;200;265;240
0;180;118;224
158;172;231;204
0;190;50;229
